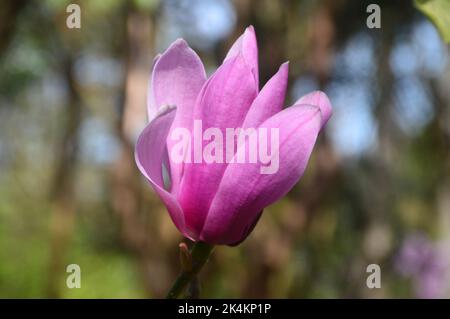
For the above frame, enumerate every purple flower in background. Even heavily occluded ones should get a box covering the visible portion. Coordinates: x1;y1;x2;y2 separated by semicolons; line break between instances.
395;234;449;298
135;26;332;246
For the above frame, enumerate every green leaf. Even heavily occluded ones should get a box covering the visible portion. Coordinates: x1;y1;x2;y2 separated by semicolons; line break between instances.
415;0;450;43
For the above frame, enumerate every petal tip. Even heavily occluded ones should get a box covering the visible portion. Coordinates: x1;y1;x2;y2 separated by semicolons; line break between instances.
296;90;332;128
172;38;188;47
312;90;333;125
280;61;290;71
246;25;255;34
163;38;190;55
244;25;257;45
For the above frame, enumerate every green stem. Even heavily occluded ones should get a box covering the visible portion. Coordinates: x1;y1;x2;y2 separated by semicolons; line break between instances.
166;242;215;299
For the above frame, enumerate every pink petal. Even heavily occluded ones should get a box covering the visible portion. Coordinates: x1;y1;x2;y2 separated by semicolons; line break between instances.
295;90;332;128
135;106;189;239
148;39;207;193
148;39;206;121
146;54;161;119
177;54;258;238
224;26;259;89
242;62;289;129
201;105;323;245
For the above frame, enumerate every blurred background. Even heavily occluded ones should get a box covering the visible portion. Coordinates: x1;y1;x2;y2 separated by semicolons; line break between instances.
0;0;449;298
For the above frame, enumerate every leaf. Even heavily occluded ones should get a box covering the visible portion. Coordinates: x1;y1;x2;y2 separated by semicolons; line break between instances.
415;0;450;43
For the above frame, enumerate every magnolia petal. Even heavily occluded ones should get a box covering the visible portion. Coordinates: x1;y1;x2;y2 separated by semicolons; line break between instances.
135;106;189;238
148;39;207;193
224;25;259;88
242;62;289;129
295;90;332;128
177;54;258;238
148;39;206;120
146;54;161;120
201;105;323;245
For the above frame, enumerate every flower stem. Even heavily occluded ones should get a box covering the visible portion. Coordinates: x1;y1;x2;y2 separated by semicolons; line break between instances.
166;241;215;299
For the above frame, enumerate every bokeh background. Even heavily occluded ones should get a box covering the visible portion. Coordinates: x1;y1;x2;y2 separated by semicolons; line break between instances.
1;0;449;298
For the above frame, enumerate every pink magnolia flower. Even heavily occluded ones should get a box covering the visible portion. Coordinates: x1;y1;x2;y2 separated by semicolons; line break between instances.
135;26;332;246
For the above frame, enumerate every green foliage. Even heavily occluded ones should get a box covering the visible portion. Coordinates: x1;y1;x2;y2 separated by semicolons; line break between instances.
415;0;450;42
